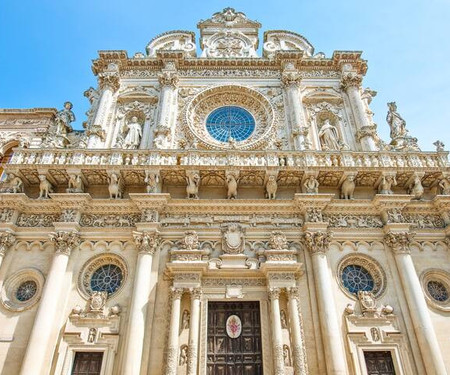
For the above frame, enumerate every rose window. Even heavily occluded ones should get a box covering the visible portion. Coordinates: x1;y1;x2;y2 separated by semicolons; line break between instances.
427;280;449;302
90;264;123;294
341;265;375;294
206;106;255;142
15;280;37;302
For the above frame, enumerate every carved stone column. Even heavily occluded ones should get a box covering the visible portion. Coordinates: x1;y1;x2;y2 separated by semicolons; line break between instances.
121;231;160;375
165;287;184;375
0;231;15;269
187;287;202;375
268;287;285;375
385;231;447;375
89;66;119;148
281;67;308;150
304;231;348;375
155;67;179;149
20;231;80;375
287;287;308;375
341;71;377;151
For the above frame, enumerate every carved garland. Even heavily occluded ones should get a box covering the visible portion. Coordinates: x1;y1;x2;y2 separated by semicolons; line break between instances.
78;254;128;299
183;85;277;150
337;254;387;299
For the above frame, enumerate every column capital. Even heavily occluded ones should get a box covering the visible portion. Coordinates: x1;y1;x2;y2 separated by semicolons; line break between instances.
286;286;300;301
170;287;184;300
158;70;179;88
133;231;160;255
98;71;120;92
49;230;80;256
0;231;15;257
340;71;362;90
268;287;281;301
303;231;332;255
384;231;415;254
281;70;302;88
189;287;202;300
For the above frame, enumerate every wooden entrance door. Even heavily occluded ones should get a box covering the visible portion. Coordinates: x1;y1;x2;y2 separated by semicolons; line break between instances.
71;352;103;375
364;351;396;375
207;301;263;375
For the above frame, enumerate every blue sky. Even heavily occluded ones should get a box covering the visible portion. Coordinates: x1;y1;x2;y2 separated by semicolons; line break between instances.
1;0;449;151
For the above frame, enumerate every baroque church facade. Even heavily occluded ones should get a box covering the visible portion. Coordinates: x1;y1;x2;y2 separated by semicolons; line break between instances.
0;8;449;375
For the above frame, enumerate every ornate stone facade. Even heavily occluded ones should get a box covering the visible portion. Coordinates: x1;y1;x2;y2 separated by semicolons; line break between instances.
0;8;449;375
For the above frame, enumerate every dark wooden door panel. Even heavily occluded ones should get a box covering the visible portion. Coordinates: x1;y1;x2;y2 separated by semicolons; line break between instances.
71;352;103;375
207;301;263;375
364;351;396;375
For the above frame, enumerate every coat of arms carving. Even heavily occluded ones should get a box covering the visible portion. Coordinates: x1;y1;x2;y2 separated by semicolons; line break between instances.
221;223;245;254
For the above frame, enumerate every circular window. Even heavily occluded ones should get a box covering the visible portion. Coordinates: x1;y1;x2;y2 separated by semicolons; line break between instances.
421;269;450;311
90;264;123;294
341;265;374;294
1;269;44;312
206;106;255;142
337;254;386;299
78;254;128;299
15;280;37;302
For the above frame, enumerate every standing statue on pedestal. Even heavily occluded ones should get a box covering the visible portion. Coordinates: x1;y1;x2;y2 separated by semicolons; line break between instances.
123;116;143;149
386;102;407;140
56;102;75;135
318;119;341;151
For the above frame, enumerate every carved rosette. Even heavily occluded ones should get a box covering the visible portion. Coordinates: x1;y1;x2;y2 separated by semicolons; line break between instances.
98;71;120;92
133;231;160;255
158;71;179;88
0;232;15;257
384;231;415;254
49;231;80;256
340;72;363;90
303;231;332;255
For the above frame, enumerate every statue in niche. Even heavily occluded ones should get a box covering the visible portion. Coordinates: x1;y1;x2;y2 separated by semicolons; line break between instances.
55;101;75;135
439;177;450;195
0;173;23;193
122;116;143;149
66;174;84;193
303;175;319;194
179;345;188;366
280;310;288;329
386;102;408;140
318;119;341;151
181;310;190;329
87;328;97;343
378;175;396;195
283;345;291;366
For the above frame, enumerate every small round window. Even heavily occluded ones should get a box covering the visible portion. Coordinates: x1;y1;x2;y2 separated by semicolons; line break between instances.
341;265;375;294
16;280;38;302
90;264;123;294
206;106;255;142
427;280;449;302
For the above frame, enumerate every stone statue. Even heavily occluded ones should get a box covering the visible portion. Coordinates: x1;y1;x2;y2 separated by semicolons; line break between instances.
303;175;319;194
108;172;123;199
185;172;200;199
340;175;356;199
55;101;75;135
378;175;396;195
318;119;340;151
87;328;97;343
66;174;84;193
179;345;188;366
226;172;239;199
433;140;445;152
386;102;407;140
280;310;287;329
181;310;190;329
38;175;53;199
0;173;23;193
439;177;450;195
265;175;277;199
123;116;143;149
145;171;159;193
408;175;424;200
